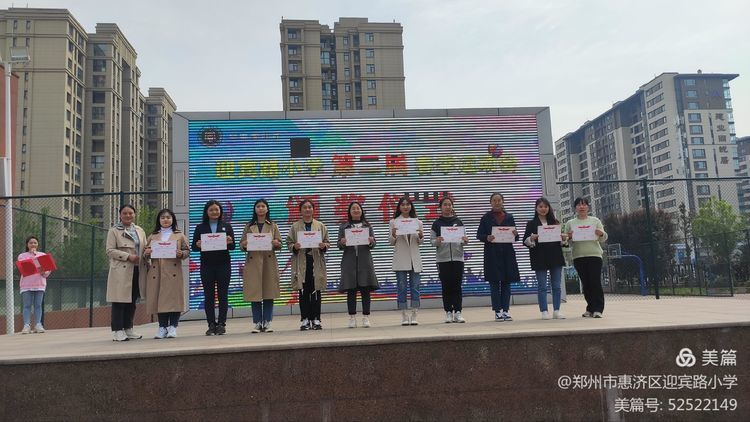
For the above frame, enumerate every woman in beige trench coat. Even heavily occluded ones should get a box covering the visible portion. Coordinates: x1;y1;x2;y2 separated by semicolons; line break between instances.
240;199;282;333
143;208;190;339
106;204;148;342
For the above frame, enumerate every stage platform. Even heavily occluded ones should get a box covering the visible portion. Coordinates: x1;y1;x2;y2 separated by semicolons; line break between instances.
1;297;748;421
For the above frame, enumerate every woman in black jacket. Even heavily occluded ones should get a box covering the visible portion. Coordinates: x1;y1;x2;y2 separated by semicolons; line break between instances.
522;197;566;320
191;200;236;335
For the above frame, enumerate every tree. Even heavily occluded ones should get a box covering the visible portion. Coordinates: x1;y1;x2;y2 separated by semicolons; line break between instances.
603;208;677;284
691;198;746;263
136;204;160;233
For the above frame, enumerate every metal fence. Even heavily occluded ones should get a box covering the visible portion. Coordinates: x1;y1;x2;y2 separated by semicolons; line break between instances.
558;177;750;299
1;191;170;334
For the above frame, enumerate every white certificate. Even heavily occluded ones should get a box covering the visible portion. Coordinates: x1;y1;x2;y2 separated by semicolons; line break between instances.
571;224;598;241
297;230;322;249
345;227;370;246
538;225;562;243
441;226;465;243
246;233;273;251
395;218;419;236
200;232;227;251
151;241;177;259
491;226;516;243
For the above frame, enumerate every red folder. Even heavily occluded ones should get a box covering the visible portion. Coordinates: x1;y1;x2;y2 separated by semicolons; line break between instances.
36;254;57;272
16;259;38;277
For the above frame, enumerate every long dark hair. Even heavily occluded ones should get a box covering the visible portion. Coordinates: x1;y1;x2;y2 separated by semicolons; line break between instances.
250;199;272;225
25;235;39;252
393;196;417;219
152;208;178;234
534;197;559;225
201;199;223;224
347;201;370;225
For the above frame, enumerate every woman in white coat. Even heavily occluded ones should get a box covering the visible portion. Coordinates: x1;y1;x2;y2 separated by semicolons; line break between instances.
389;197;424;325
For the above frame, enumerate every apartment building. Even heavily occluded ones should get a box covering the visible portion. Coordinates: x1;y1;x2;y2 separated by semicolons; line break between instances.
737;136;750;214
144;87;176;210
280;18;405;111
556;72;740;219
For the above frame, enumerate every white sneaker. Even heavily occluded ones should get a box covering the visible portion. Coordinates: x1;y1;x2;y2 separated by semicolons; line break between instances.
348;316;357;328
454;311;466;323
21;324;31;334
553;310;566;319
113;330;129;342
593;312;603;318
154;327;167;339
124;328;142;339
401;310;410;326
252;323;262;333
541;311;551;320
312;319;322;330
495;311;504;321
502;311;513;321
300;318;310;331
410;309;419;326
582;311;593;318
445;311;453;323
166;326;177;338
362;317;371;328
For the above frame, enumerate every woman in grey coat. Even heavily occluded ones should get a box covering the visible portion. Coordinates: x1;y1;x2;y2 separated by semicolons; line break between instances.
337;201;379;328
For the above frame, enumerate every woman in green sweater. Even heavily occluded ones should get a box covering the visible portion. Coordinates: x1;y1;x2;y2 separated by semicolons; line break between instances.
564;197;608;318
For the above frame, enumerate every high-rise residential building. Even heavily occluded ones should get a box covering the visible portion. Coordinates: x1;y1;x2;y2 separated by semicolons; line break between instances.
1;8;88;221
737;136;750;214
144;87;176;209
555;72;740;218
280;18;405;111
1;8;176;227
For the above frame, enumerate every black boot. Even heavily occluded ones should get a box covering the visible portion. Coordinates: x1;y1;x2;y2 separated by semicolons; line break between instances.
206;322;216;336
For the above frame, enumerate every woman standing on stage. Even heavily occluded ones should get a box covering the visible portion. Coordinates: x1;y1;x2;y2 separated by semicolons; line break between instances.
287;199;330;331
106;204;148;342
476;192;520;322
522;197;566;320
389;196;423;326
191;199;236;335
240;199;282;333
564;197;608;318
338;201;379;328
143;208;190;339
431;197;469;323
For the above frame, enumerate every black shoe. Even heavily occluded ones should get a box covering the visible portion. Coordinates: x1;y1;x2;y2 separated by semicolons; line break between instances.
206;323;216;336
215;323;226;335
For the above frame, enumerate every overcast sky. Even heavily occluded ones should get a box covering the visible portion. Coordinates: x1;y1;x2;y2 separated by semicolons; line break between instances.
19;0;750;140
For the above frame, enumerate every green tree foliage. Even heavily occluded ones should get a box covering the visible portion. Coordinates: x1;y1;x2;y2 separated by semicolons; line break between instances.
603;208;677;282
136;204;160;233
691;198;746;263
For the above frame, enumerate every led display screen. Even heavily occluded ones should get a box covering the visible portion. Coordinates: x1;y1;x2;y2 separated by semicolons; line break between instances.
187;114;544;310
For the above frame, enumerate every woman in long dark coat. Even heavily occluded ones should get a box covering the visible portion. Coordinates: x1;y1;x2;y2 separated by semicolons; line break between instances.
338;201;378;328
476;192;520;322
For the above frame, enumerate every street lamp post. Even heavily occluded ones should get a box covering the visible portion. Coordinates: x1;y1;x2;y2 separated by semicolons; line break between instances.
3;47;30;335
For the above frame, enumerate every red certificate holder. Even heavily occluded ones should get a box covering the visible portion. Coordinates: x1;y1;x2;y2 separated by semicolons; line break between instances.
36;254;57;272
15;259;38;277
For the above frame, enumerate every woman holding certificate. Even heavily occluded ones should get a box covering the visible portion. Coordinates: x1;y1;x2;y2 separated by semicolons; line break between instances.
338;201;379;328
431;197;469;323
476;193;520;322
143;208;190;339
240;199;282;333
389;196;423;326
564;197;608;318
287;199;330;331
17;236;52;334
191;199;236;335
522;197;566;320
106;204;148;342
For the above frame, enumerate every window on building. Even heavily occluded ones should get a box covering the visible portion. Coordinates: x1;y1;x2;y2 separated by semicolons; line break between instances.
345;99;352;109
689;125;703;134
687;113;701;122
289;79;300;89
686;90;698;98
365;32;374;42
93;75;106;88
91;172;103;185
692;149;706;159
91;155;104;169
366;64;375;73
92;123;105;136
344;68;350;78
696;185;710;195
693;161;708;170
368;96;377;105
366;49;374;58
93;43;109;56
684;79;696;86
343;53;350;62
691;137;704;144
367;80;376;89
287;29;298;40
92;91;106;104
342;36;349;46
320;51;330;65
288;62;299;72
687;102;699;110
289;95;300;104
345;84;351;92
92;60;106;72
92;140;104;152
288;46;298;56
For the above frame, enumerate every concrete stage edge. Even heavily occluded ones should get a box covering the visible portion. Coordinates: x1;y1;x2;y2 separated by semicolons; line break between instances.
1;299;748;421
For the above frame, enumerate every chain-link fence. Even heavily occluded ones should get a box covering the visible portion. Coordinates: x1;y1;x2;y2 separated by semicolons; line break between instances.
558;177;750;299
1;191;170;334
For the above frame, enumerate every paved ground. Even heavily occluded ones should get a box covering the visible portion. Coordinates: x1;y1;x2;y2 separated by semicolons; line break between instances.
1;296;748;364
